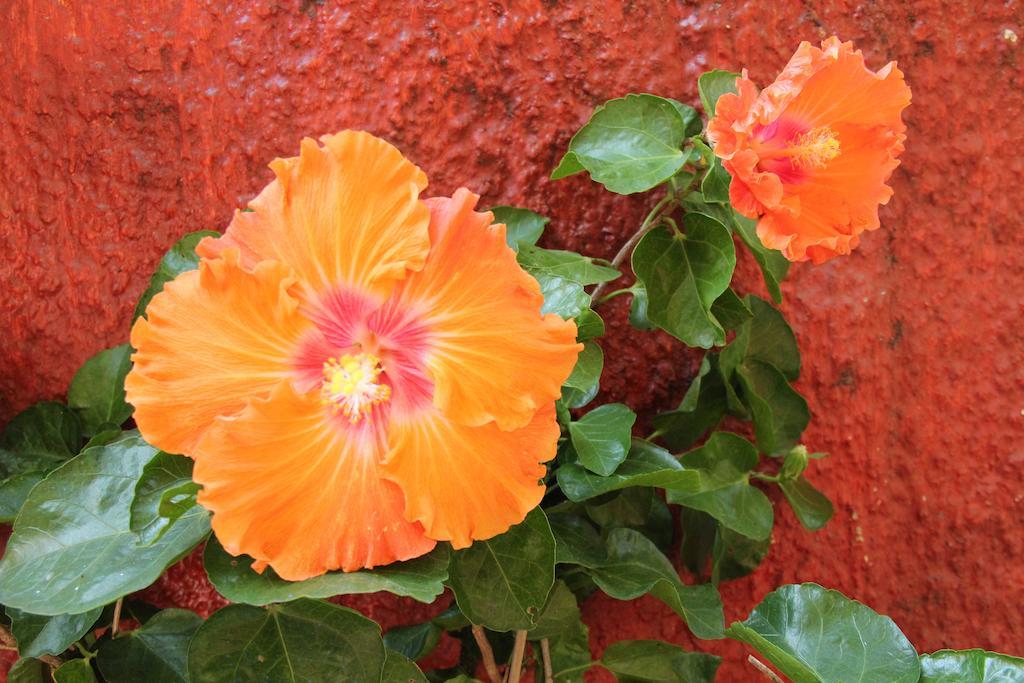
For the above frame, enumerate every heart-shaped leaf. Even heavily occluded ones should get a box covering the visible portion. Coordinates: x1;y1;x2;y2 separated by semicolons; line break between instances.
569;403;637;476
96;609;202;683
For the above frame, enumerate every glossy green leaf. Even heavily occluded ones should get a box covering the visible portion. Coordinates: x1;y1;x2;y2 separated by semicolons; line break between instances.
726;583;920;683
431;605;470;632
679;508;718;578
627;284;656;331
0;471;46;523
134;230;219;320
529;581;581;640
701;159;731;204
709;288;753;331
919;649;1024;682
548;510;607;568
736;359;809;455
550;150;585;180
697;70;739;117
712;526;770;584
448;508;555;631
96;609;202;683
585;488;673;552
7;606;102;658
67;344;133;436
632;215;735;348
8;658;48;683
732;213;789;304
557;94;692;194
668;432;773;541
382;649;429;683
131;452;206;545
666;98;703;138
569;403;637;476
575;308;605;341
0;432;210;615
561;341;604;409
601;640;721;682
779;476;834;531
534;275;591;319
557;440;699;502
721;296;800;381
517;246;620;285
383;622;441;662
653;355;727;451
490;206;548;252
188;599;386;683
590;529;724;640
53;659;97;683
204;538;448;605
0;402;82;477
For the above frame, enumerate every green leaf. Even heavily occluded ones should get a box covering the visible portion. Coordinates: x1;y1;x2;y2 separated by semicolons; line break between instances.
67;344;133;436
697;70;739;117
534;276;591;319
679;508;718;578
558;94;692;194
709;289;752;331
726;583;920;683
203;538;448;605
131;452;206;545
518;246;620;285
665;98;703;138
548;510;607;568
561;341;603;409
134;230;219;320
668;432;773;541
550;150;585;180
53;659;97;683
0;402;82;477
585;488;673;552
569;403;637;476
448;508;556;631
732;213;789;304
548;618;592;682
721;296;800;381
590;529;724;640
0;432;210;615
701;159;731;204
919;649;1024;682
0;471;47;523
601;640;721;682
8;658;48;683
711;526;770;584
779;476;834;531
652;355;727;451
557;440;699;502
736;360;809;455
529;580;581;641
574;308;605;341
382;649;429;683
96;609;202;683
632;215;735;348
188;599;386;683
383;622;441;662
627;285;656;331
7;606;102;658
490;206;548;252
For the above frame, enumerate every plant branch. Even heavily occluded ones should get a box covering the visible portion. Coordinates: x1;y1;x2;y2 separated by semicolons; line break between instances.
506;630;528;683
748;655;785;683
111;597;123;636
540;638;554;683
472;625;502;683
590;193;676;303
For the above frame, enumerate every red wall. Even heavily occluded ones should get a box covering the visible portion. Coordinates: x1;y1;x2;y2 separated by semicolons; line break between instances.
2;1;1023;678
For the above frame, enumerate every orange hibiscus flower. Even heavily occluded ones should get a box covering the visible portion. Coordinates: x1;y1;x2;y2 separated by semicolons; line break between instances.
126;131;580;580
707;37;911;263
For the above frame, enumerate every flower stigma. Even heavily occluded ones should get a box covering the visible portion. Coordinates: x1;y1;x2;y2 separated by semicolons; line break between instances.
321;353;391;423
789;126;841;168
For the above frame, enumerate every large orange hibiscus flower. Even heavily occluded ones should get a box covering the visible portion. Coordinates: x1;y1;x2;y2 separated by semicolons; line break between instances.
126;131;581;580
707;37;911;263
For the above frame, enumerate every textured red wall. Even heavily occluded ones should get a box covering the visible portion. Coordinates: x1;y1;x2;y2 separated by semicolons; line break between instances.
2;0;1023;679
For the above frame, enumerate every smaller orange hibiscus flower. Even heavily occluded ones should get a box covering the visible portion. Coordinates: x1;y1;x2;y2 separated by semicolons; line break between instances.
707;37;911;263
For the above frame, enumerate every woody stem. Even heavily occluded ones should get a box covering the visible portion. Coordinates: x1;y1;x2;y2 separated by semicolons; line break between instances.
748;655;785;683
472;625;502;682
506;630;528;683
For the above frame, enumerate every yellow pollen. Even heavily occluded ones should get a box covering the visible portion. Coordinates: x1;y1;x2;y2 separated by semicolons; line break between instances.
320;353;391;423
788;126;841;169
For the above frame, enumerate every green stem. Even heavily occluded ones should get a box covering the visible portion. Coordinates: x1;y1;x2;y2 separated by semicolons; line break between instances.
595;287;634;306
74;641;97;660
751;472;780;483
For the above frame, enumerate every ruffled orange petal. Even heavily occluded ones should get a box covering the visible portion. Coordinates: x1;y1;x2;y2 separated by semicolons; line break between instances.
194;382;435;580
705;70;758;159
199;131;431;299
392;188;581;430
126;252;311;455
383;403;558;547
